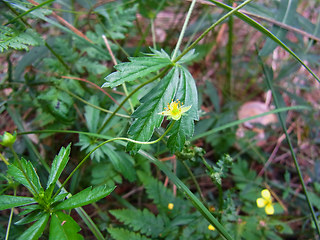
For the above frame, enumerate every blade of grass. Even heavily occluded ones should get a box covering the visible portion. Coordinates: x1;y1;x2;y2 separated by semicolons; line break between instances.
192;105;310;141
207;0;320;84
259;58;320;236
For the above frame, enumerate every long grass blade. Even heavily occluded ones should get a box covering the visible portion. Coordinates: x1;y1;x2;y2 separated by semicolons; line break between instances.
208;0;320;84
259;58;320;237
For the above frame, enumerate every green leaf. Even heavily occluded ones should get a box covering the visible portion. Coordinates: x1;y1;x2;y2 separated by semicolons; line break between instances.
167;66;199;152
102;49;172;88
54;185;115;210
17;213;49;240
91;162;122;187
49;211;84;240
108;228;150;240
0;195;36;211
0;27;43;52
46;144;71;197
95;3;137;40
84;96;100;133
109;208;164;237
102;145;136;182
15;211;45;225
7;158;42;196
127;67;180;153
137;171;185;212
260;0;298;56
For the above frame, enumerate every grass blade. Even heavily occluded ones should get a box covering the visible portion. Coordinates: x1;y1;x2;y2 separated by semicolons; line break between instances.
208;0;320;84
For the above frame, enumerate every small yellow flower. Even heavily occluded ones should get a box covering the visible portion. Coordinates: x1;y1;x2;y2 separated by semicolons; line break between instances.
158;100;191;121
256;189;274;215
208;224;215;231
168;203;174;210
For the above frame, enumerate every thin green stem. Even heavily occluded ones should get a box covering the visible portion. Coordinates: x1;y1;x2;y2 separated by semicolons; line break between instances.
173;0;254;63
226;0;234;98
56;86;130;118
5;188;16;240
261;59;320;236
53;121;175;199
97;65;172;133
192;105;310;141
151;19;157;50
45;42;70;71
0;152;10;165
171;0;197;60
181;160;206;204
4;0;55;26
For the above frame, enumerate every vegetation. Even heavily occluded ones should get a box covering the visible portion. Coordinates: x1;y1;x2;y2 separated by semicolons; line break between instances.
0;0;320;239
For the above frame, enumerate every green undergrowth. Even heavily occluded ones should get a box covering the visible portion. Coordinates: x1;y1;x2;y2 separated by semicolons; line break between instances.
0;0;320;239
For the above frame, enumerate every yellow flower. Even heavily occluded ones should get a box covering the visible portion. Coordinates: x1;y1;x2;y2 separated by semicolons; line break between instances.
158;100;191;121
168;203;174;210
208;225;215;231
256;189;274;215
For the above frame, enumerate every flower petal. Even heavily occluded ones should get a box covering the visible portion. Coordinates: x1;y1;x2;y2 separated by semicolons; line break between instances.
158;110;171;116
181;105;192;114
256;198;267;208
261;189;271;200
265;203;274;215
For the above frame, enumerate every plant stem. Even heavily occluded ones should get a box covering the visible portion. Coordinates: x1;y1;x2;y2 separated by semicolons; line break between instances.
181;160;206;204
226;0;234;98
5;187;16;240
53;121;175;199
192;105;310;141
4;0;55;26
0;152;10;165
171;0;197;60
173;0;254;63
102;35;134;113
56;86;130;118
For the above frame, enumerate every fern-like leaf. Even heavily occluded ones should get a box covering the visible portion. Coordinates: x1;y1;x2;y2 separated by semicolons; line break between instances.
0;26;43;52
109;208;164;238
137;171;186;212
108;228;150;240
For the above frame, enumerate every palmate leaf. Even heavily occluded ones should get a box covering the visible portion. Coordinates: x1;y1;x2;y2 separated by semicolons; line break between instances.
49;211;83;240
127;67;180;153
54;185;115;210
167;66;199;152
102;48;172;88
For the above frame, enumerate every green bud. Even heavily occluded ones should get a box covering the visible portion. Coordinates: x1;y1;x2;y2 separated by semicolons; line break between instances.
0;131;17;148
